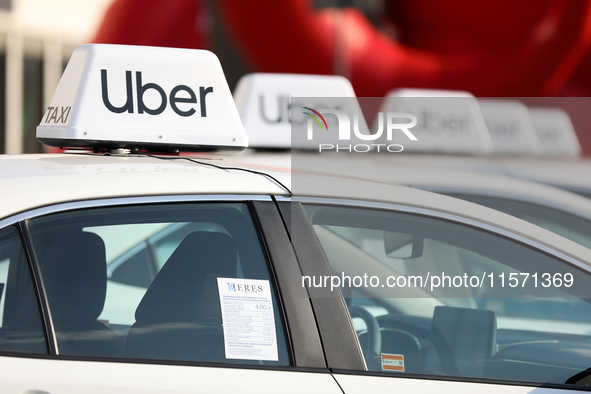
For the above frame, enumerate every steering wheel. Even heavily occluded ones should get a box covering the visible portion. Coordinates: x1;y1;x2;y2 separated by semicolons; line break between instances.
349;305;382;370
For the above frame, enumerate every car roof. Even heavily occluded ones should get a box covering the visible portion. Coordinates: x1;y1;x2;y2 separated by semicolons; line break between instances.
290;172;591;267
500;157;591;191
3;152;591;271
219;150;591;221
376;154;591;191
286;153;591;220
0;153;291;218
222;151;591;267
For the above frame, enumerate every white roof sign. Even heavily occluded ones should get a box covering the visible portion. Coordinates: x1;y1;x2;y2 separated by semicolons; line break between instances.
377;89;492;155
478;99;541;156
528;107;581;158
233;73;367;149
37;44;247;152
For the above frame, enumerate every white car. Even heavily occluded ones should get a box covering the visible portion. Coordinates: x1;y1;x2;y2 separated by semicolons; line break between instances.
287;154;591;249
386;154;591;199
1;44;591;394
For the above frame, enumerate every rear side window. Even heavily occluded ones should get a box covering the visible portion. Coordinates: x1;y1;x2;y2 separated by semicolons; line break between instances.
27;203;290;365
0;226;47;354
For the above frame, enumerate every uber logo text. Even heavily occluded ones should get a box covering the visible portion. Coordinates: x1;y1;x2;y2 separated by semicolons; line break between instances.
303;108;418;153
101;70;213;117
259;95;292;124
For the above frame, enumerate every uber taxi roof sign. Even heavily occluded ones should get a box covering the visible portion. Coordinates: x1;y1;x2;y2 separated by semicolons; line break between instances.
478;99;541;156
528;107;581;158
234;73;362;149
37;44;248;152
378;89;493;155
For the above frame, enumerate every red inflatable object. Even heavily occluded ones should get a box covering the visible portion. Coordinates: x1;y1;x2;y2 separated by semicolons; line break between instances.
217;0;591;97
93;0;591;97
93;0;208;50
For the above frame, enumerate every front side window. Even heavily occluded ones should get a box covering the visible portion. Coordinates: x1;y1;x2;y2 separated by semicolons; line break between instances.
27;202;290;365
304;203;591;388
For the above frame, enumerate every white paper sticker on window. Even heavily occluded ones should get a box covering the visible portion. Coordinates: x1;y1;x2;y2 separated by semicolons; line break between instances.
217;278;278;361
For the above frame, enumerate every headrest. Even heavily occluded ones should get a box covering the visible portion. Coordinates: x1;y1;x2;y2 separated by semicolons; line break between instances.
426;306;496;376
134;231;237;324
39;230;107;324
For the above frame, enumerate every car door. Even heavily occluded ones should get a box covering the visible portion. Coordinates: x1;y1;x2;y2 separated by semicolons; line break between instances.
278;198;591;393
0;196;342;394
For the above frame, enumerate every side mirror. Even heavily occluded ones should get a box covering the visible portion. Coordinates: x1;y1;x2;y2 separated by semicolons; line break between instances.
384;231;424;259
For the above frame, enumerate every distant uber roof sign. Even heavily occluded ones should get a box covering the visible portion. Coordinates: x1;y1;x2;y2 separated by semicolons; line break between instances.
378;89;493;155
37;44;248;152
233;73;363;149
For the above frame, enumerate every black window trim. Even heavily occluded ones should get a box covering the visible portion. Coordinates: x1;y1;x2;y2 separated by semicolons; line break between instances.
275;199;367;371
17;221;58;355
251;200;327;368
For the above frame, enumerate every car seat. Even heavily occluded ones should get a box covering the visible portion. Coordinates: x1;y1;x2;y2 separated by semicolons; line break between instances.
124;231;237;362
424;306;496;377
38;229;124;356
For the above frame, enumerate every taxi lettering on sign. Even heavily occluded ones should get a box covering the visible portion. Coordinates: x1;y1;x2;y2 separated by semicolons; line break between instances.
43;106;72;124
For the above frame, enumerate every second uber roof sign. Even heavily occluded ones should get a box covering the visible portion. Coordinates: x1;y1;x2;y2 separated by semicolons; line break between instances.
36;44;248;152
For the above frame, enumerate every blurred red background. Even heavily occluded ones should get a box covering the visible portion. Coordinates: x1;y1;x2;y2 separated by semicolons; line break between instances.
93;0;591;155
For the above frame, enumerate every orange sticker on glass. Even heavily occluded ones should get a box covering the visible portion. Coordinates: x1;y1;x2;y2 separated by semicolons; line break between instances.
381;353;405;371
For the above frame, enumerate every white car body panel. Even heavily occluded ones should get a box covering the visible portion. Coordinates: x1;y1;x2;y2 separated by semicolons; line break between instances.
0;356;343;394
288;153;591;221
333;374;574;394
0;154;291;219
360;154;591;195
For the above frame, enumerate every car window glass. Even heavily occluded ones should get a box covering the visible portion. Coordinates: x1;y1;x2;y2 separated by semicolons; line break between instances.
304;203;591;388
27;203;290;365
443;193;591;249
566;189;591;201
0;226;47;354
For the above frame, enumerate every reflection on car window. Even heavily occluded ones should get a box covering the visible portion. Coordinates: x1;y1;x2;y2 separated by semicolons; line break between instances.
27;203;289;365
443;193;591;249
566;189;591;202
0;226;47;354
304;203;591;388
